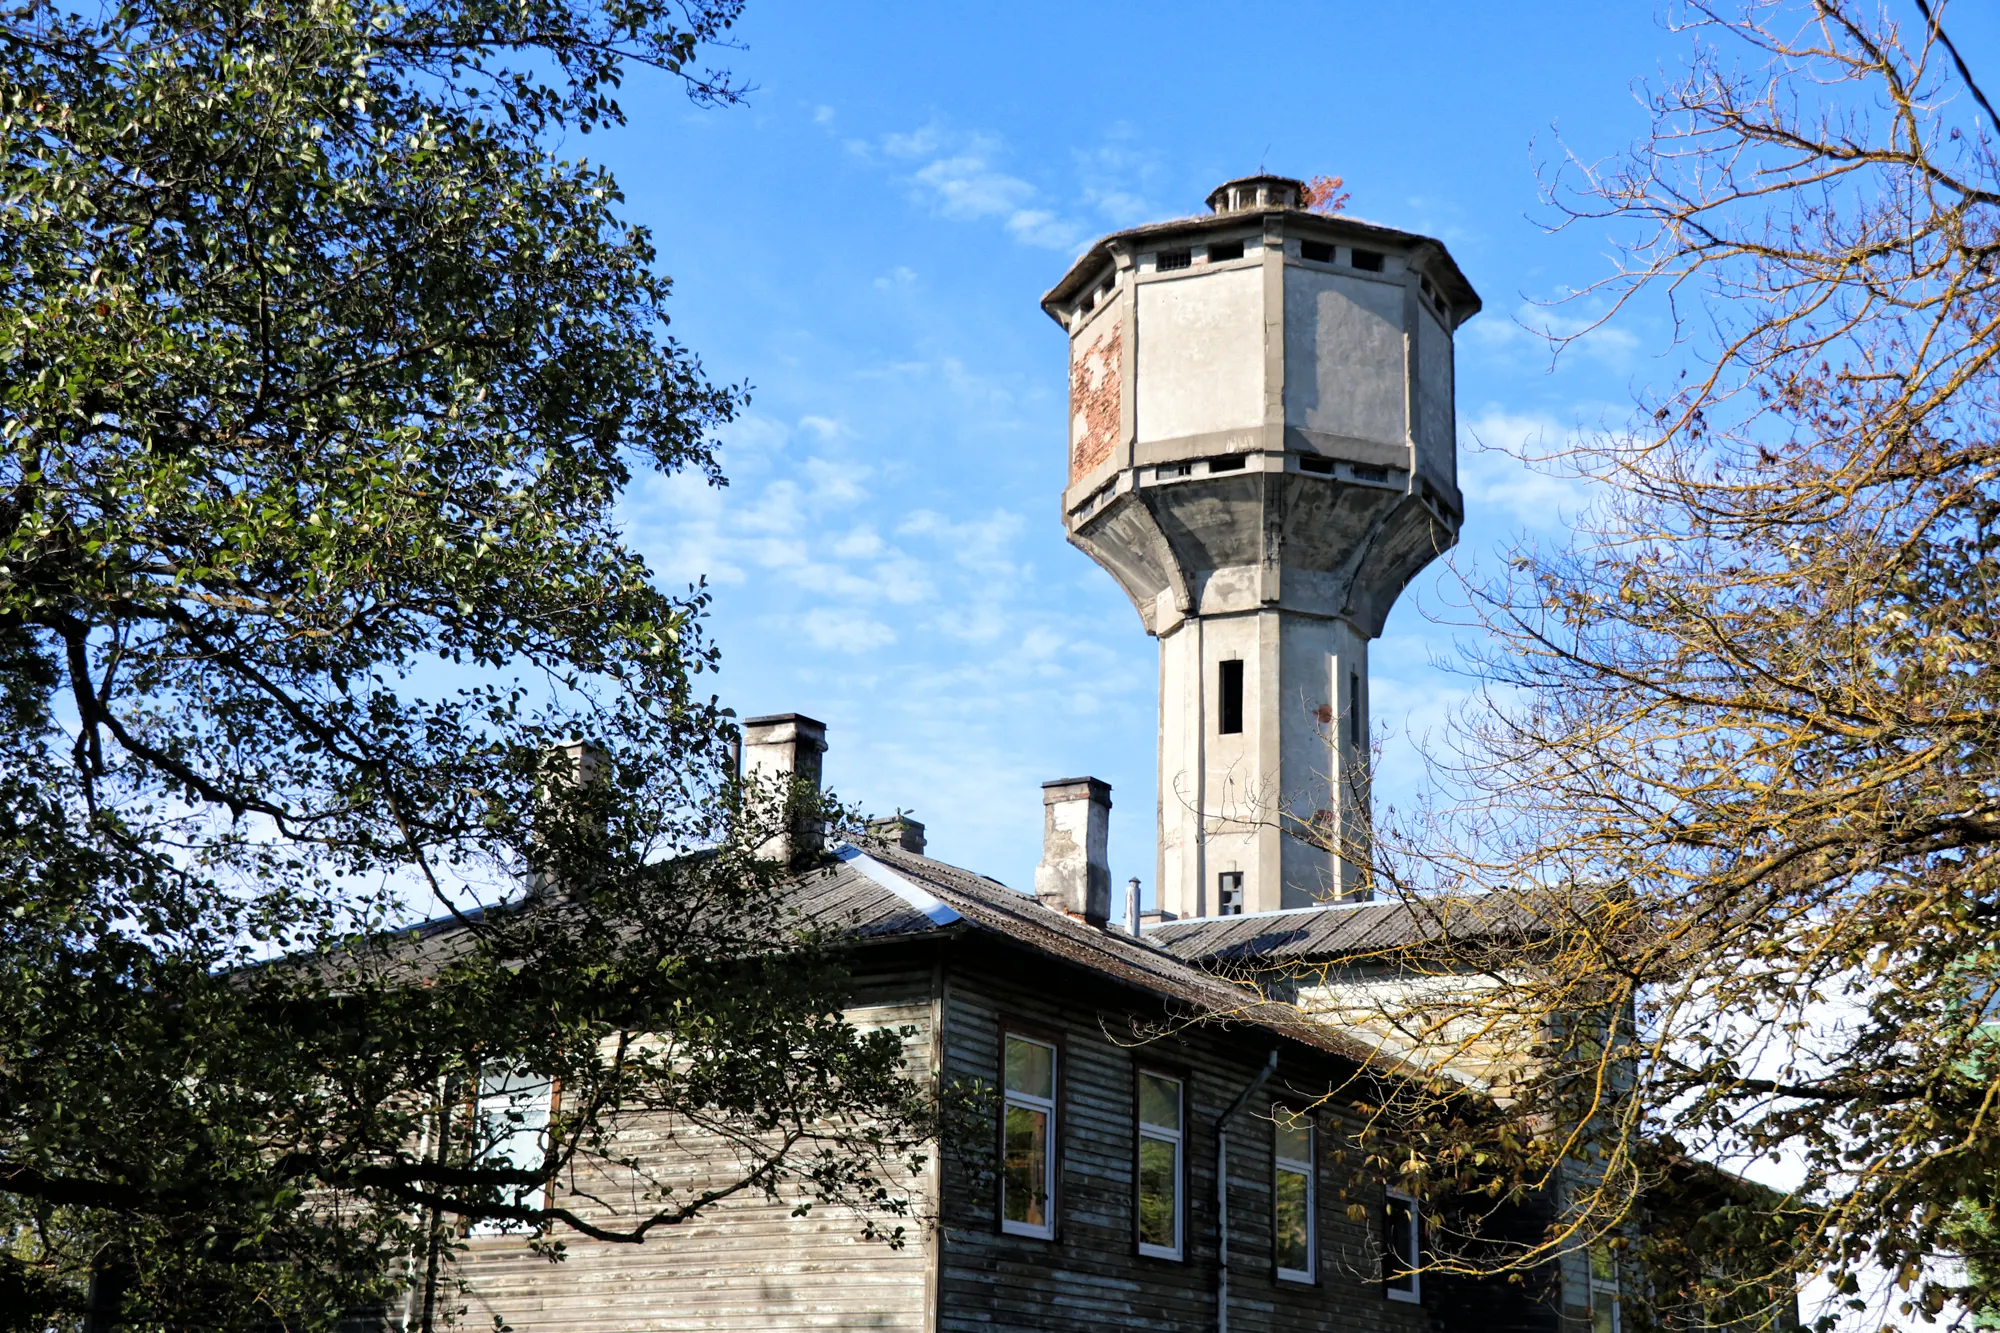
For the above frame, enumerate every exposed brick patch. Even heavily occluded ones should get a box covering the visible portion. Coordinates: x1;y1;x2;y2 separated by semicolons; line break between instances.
1068;323;1122;484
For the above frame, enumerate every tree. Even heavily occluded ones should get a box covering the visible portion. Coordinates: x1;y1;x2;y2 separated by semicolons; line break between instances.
1285;2;2000;1327
0;0;930;1325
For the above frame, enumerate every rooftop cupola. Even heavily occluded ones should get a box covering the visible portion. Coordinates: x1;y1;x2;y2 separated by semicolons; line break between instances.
1040;179;1480;918
1205;174;1305;213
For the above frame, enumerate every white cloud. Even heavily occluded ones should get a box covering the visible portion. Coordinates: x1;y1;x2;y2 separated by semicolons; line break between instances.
812;105;835;125
798;608;896;653
1465;301;1642;369
860;121;1090;252
831;525;884;559
914;147;1036;221
1457;406;1610;532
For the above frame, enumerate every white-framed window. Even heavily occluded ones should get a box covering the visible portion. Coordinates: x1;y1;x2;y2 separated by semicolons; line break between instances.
1273;1106;1316;1282
1591;1242;1622;1333
467;1065;554;1237
1385;1189;1422;1302
1001;1033;1058;1238
1136;1070;1184;1259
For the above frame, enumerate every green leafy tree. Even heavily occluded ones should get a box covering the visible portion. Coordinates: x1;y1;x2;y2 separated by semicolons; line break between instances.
0;0;930;1326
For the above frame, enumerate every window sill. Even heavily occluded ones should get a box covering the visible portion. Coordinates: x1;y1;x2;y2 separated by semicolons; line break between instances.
1000;1220;1056;1241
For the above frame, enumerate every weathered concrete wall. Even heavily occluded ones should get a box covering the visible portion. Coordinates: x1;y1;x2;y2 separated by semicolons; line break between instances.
1282;264;1408;448
1135;262;1266;447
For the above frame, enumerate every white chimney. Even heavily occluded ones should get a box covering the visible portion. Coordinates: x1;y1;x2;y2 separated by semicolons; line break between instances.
740;713;827;867
1034;777;1112;926
528;739;609;898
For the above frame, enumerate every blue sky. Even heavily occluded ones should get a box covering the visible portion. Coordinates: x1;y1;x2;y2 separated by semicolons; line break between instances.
588;1;1983;901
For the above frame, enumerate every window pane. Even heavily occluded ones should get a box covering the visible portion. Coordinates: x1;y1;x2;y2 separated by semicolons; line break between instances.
1593;1291;1618;1333
1385;1195;1419;1290
471;1068;552;1236
1005;1036;1054;1100
1003;1104;1049;1227
1138;1136;1178;1249
1591;1242;1617;1285
1275;1165;1311;1273
1274;1115;1311;1164
1139;1073;1181;1132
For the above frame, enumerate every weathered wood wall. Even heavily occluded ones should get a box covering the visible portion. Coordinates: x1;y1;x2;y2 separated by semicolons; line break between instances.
444;955;939;1333
934;938;1560;1333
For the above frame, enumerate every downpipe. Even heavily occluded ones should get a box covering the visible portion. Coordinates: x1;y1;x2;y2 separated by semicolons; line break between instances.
1215;1049;1279;1333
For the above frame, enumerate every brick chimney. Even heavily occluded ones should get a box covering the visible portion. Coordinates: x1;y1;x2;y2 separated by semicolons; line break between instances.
866;813;927;855
1034;777;1112;926
740;713;827;868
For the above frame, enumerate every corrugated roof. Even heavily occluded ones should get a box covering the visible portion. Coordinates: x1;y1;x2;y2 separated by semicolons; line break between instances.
371;843;1443;1077
822;843;1404;1071
1143;893;1549;965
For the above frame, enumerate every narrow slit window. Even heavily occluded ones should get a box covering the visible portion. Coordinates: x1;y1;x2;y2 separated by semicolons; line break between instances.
1385;1192;1421;1302
1217;871;1244;916
1156;248;1192;272
1299;239;1334;263
1207;239;1245;263
1350;247;1385;272
1207;455;1246;473
1298;454;1335;475
1348;671;1361;749
1002;1034;1058;1239
1218;660;1244;735
1136;1071;1184;1259
1274;1108;1316;1282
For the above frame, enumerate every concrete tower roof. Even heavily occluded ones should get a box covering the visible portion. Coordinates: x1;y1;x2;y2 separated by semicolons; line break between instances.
1041;185;1483;325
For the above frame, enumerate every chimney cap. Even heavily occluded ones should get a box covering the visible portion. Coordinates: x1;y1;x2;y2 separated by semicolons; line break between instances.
1041;776;1112;806
743;711;827;734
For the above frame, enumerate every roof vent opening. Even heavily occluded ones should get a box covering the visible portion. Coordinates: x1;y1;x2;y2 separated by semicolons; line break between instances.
1350;248;1385;273
1299;239;1333;264
1207;239;1245;263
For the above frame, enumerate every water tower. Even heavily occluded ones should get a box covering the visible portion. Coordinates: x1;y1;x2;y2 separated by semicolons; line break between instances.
1042;175;1479;918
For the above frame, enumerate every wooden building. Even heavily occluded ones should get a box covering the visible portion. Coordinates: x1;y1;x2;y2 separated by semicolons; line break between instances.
437;731;1568;1333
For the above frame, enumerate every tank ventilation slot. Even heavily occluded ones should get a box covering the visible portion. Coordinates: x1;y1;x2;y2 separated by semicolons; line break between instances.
1299;240;1334;263
1207;239;1245;263
1350;248;1385;272
1298;455;1335;475
1207;456;1247;473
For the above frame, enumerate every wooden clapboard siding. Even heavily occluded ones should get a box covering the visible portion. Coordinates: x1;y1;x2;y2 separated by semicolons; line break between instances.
934;938;1560;1333
447;960;940;1332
